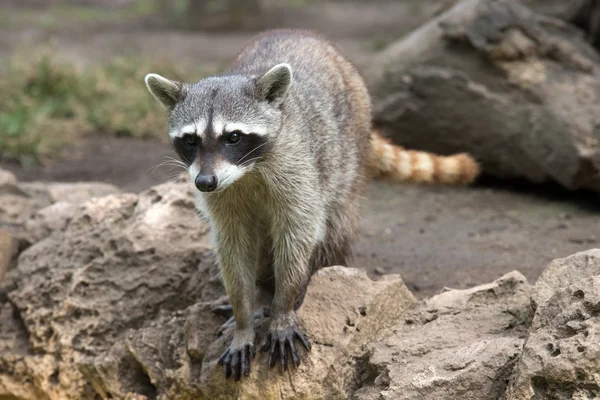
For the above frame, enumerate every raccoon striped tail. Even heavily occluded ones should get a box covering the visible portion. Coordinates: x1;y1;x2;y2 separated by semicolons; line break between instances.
367;130;480;185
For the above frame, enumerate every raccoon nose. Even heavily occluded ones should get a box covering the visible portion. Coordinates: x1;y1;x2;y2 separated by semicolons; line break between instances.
195;174;218;192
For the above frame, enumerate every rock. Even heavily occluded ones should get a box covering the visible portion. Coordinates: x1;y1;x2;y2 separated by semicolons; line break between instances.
23;201;80;243
0;169;17;191
0;169;45;228
0;167;121;250
0;173;546;400
523;0;600;50
0;230;18;282
199;266;418;400
367;0;600;192
506;250;600;399
0;181;220;400
531;248;600;309
8;174;597;399
355;271;532;400
20;181;121;204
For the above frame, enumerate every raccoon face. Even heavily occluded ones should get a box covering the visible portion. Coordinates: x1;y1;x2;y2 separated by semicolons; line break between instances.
144;63;292;192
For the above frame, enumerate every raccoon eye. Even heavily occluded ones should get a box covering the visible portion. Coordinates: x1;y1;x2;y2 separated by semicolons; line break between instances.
185;135;197;146
227;131;242;144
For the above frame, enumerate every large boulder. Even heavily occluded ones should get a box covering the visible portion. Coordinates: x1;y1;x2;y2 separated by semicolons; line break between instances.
506;249;600;399
367;0;600;192
0;180;221;400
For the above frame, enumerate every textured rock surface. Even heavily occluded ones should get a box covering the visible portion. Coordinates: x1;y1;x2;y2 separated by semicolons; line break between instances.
367;0;600;192
1;172;599;400
0;230;17;282
0;167;120;246
531;248;600;308
199;267;417;400
0;180;221;400
355;271;533;400
507;250;600;399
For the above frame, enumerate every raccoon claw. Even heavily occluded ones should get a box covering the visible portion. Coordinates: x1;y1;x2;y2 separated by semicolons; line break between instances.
212;304;234;319
259;325;311;370
218;343;256;381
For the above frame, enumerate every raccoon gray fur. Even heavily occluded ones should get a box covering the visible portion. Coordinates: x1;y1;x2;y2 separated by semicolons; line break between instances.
144;29;479;381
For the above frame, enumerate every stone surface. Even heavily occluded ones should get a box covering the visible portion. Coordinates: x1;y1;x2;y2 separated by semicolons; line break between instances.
0;168;17;190
531;248;600;309
199;267;418;400
367;0;600;192
20;181;121;205
354;271;533;400
507;250;600;400
0;230;17;282
0;168;47;228
0;167;121;246
2;173;598;400
0;181;219;400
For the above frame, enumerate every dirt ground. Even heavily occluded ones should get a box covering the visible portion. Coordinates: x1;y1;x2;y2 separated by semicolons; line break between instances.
3;136;600;298
1;0;600;297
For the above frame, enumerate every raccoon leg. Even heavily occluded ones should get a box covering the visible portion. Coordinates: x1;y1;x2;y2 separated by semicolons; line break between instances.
259;275;312;370
259;218;317;370
212;219;261;381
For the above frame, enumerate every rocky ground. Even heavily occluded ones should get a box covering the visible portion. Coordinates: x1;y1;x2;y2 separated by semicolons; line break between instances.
1;167;599;399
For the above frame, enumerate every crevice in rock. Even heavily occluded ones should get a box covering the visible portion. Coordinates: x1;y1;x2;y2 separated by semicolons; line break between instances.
115;352;158;400
349;352;389;398
531;374;600;399
0;300;32;356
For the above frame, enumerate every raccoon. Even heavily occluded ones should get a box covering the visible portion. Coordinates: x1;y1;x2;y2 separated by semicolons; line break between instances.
144;29;479;381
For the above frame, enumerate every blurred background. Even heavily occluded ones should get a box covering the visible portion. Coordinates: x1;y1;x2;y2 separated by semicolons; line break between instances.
0;0;453;189
1;0;600;296
0;0;596;189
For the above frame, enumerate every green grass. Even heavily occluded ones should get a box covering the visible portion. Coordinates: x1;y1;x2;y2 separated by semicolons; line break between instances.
0;0;164;30
0;49;203;165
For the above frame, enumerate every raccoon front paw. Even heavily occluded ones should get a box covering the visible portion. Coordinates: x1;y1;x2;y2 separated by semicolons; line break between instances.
218;342;256;381
259;320;311;370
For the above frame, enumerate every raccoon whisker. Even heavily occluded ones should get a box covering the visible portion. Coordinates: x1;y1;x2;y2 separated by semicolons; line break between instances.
146;161;172;174
164;156;187;168
146;160;187;178
148;163;186;174
239;157;263;168
236;142;270;164
147;156;188;173
173;151;192;166
165;172;187;182
163;163;187;169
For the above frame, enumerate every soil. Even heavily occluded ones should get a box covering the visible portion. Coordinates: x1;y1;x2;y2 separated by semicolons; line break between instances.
1;0;600;298
4;137;600;298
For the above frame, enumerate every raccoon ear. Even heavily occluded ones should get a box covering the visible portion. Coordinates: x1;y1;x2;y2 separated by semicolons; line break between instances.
255;63;293;107
144;73;183;111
